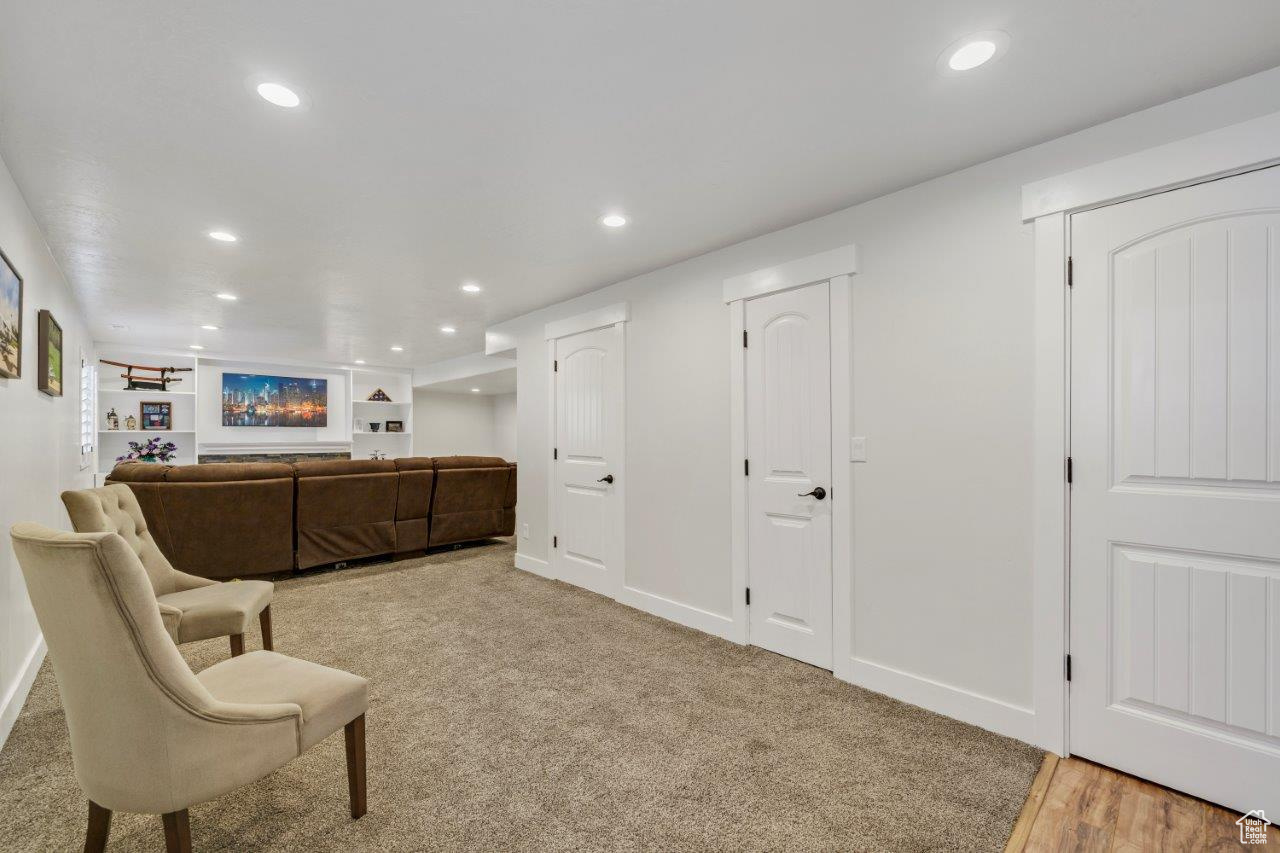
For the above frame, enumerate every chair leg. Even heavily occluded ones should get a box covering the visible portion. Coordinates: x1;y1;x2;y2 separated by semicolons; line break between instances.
229;633;244;657
259;605;273;651
85;800;111;853
161;809;191;853
344;714;367;819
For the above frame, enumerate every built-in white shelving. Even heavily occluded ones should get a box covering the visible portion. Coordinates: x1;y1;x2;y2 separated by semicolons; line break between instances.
93;344;415;476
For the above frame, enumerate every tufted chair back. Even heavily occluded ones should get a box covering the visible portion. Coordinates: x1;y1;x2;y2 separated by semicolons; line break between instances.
62;484;179;596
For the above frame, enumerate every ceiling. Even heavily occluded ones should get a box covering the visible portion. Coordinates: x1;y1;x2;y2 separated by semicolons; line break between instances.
2;2;1280;369
420;368;517;396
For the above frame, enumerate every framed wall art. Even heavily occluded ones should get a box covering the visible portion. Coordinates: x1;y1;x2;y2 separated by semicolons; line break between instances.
37;309;62;396
0;247;21;380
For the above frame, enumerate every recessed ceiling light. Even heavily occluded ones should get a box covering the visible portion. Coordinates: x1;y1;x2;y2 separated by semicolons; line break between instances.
215;293;238;301
208;231;238;242
938;31;1010;75
390;345;404;352
201;324;219;331
461;282;482;294
440;325;456;334
256;82;301;108
354;359;366;365
189;344;204;350
471;388;481;393
601;213;627;228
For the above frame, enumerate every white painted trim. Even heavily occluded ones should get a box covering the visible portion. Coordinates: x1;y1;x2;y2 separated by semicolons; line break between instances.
1032;213;1069;756
617;586;740;643
849;656;1036;744
1021;109;1280;220
514;552;554;579
543;302;630;341
727;300;749;644
727;258;856;672
829;274;854;683
722;244;858;303
0;636;46;751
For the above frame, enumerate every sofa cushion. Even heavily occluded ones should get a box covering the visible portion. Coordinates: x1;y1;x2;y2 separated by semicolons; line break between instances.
165;463;294;482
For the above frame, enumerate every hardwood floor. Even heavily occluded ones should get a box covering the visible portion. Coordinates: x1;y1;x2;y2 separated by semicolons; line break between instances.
1006;755;1277;852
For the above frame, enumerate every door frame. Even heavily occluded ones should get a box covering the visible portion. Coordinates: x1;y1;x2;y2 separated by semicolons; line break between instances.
725;245;857;671
1026;109;1280;755
545;303;629;596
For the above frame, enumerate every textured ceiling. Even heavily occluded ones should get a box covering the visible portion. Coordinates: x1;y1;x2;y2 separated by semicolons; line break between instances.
2;1;1280;368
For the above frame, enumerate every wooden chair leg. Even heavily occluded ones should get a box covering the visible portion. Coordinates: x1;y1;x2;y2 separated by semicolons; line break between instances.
229;633;244;657
161;809;191;853
259;605;273;651
85;800;111;853
344;714;367;819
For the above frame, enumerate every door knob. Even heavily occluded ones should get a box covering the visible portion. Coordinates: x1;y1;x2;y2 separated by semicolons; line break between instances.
798;486;827;500
597;474;615;484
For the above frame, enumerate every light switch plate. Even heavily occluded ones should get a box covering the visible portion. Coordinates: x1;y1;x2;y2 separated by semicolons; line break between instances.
521;523;530;539
850;436;867;462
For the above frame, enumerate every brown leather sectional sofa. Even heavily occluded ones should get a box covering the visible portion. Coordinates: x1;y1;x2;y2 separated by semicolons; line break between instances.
105;456;516;578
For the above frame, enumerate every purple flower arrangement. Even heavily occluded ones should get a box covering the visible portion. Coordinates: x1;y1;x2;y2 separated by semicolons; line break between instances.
116;436;179;463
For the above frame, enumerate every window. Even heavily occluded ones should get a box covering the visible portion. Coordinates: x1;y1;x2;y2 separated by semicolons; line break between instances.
80;349;96;470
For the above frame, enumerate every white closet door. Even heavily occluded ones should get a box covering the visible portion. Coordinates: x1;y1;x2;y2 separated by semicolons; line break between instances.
1071;165;1280;813
745;281;833;669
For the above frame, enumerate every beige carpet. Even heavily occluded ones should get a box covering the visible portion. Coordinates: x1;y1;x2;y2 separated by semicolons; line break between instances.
0;539;1043;851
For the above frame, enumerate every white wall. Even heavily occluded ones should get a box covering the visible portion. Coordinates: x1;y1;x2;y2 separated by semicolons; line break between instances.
0;151;93;746
413;390;493;458
488;66;1280;744
492;393;516;461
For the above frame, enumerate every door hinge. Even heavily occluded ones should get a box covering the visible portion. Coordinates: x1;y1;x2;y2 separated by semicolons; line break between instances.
553;535;558;548
1067;256;1073;288
1066;456;1073;484
744;458;749;476
1065;654;1072;682
554;447;558;460
745;587;750;605
743;330;748;348
553;360;558;372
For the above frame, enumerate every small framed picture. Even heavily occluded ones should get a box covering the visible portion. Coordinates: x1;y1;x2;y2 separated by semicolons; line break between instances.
37;309;62;396
385;419;404;433
0;247;21;380
140;400;173;430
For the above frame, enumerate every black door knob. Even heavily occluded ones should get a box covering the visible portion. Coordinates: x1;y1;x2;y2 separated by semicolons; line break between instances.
797;486;827;500
597;474;615;484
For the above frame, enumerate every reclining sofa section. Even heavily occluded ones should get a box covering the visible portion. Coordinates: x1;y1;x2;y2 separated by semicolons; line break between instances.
105;456;516;577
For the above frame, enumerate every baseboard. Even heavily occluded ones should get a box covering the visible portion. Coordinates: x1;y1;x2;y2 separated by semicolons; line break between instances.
846;656;1036;744
617;585;744;643
514;552;554;579
0;636;46;751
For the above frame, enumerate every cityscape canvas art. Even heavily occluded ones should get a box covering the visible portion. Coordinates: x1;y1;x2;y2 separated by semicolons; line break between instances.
222;372;328;427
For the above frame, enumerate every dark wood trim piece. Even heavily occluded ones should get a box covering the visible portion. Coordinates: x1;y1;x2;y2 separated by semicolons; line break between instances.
230;633;245;657
259;605;273;652
85;800;111;853
161;809;191;853
345;714;367;819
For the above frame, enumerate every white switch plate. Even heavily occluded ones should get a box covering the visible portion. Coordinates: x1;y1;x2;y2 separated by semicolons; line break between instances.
850;436;867;462
521;523;530;539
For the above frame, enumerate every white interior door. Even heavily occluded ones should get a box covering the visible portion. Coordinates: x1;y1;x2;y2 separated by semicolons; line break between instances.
1071;165;1280;813
552;323;624;597
745;281;833;669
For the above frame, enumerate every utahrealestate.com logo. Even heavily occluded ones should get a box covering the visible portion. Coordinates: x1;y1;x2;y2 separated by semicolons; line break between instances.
1238;810;1271;845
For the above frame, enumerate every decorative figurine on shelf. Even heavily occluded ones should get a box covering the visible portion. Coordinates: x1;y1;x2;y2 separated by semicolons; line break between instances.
354;418;364;433
105;408;119;431
124;414;137;430
368;421;381;432
367;388;392;402
369;450;387;460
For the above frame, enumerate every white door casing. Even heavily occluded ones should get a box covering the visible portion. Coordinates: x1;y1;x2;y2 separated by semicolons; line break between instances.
550;323;625;597
745;281;834;669
1070;165;1280;813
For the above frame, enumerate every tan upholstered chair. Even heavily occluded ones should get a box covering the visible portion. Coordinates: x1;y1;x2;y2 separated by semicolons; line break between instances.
10;523;369;852
62;484;274;656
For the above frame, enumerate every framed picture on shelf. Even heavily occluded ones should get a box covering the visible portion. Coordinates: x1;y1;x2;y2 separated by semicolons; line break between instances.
0;247;22;380
37;309;62;396
140;400;173;430
385;420;404;433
